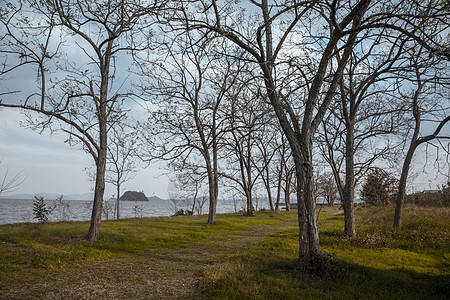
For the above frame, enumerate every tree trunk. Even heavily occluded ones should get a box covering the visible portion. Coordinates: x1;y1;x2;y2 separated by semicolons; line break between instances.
87;154;106;241
191;182;198;214
275;160;283;211
116;184;120;220
245;188;254;216
207;168;217;224
295;148;321;267
394;143;417;228
263;167;274;211
86;54;110;241
285;170;292;211
343;123;356;237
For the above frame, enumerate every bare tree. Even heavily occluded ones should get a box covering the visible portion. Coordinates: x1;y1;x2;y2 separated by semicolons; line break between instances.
317;34;412;237
221;84;270;216
172;163;206;215
138;33;244;224
393;48;450;228
173;0;372;267
316;172;339;206
273;134;293;211
106;123;139;220
253;115;282;211
173;0;449;268
0;0;161;241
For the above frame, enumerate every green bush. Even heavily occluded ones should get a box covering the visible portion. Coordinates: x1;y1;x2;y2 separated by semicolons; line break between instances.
32;196;53;223
360;168;397;206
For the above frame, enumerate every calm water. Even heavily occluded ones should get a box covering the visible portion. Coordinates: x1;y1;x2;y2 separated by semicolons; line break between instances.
0;198;263;225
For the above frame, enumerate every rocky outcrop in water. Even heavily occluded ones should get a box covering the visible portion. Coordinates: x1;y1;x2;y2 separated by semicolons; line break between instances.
120;191;148;201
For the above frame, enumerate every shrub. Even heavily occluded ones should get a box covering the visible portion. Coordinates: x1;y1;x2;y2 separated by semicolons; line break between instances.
360;168;397;206
52;195;71;221
405;182;450;207
32;196;53;223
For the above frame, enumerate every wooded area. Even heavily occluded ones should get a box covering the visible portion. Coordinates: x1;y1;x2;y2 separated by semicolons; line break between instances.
0;0;448;269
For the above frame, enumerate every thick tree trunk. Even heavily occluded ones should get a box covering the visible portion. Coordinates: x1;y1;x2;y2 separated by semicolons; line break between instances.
295;149;321;267
246;188;254;216
87;154;106;241
343;123;356;237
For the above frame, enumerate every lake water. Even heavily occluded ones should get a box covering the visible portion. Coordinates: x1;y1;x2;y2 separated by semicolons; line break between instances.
0;197;266;225
0;197;352;225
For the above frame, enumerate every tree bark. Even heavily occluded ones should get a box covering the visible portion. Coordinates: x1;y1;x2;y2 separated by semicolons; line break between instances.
343;122;356;237
116;183;120;220
394;143;417;228
87;145;107;241
295;144;321;267
206;159;217;224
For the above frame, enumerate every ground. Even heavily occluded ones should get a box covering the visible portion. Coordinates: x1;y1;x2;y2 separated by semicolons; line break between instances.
0;206;448;299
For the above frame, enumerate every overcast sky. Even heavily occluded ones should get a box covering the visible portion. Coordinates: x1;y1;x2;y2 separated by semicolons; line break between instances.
1;105;448;199
0;108;170;198
0;1;448;200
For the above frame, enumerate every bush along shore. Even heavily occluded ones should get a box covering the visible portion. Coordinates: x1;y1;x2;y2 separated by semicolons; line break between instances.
0;205;448;299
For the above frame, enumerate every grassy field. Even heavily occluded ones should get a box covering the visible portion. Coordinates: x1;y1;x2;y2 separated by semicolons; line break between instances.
0;205;448;299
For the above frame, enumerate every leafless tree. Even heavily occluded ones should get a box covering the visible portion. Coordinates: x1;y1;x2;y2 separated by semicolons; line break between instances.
106;123;139;220
220;83;271;216
172;0;372;267
138;32;245;224
172;163;207;215
0;0;163;241
393;48;450;228
253;115;283;211
315;172;339;206
172;0;449;268
317;34;412;237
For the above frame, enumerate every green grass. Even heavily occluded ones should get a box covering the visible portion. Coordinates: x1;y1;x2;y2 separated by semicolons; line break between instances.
0;206;448;299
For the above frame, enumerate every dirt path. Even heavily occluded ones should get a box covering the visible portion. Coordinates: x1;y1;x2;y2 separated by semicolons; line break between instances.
1;216;299;299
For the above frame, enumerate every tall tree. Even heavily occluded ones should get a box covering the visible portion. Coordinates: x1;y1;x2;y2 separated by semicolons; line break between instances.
138;33;243;224
174;0;449;268
0;0;160;240
317;35;410;237
175;0;372;267
393;47;450;228
221;83;270;216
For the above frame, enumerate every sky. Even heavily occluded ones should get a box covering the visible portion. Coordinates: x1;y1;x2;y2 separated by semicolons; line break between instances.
0;109;170;198
1;105;448;199
0;1;448;200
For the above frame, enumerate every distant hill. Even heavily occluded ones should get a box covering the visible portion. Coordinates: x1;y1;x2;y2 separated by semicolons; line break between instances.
148;195;166;201
120;191;148;202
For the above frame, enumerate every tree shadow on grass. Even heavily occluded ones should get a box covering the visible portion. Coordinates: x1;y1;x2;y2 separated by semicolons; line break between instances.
195;254;450;299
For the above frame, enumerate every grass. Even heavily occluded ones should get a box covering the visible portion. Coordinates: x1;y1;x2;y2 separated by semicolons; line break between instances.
0;205;448;299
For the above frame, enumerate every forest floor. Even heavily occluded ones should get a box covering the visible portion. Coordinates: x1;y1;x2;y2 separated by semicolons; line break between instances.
0;205;448;299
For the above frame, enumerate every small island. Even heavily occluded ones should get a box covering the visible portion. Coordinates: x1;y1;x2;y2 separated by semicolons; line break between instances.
120;191;148;202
